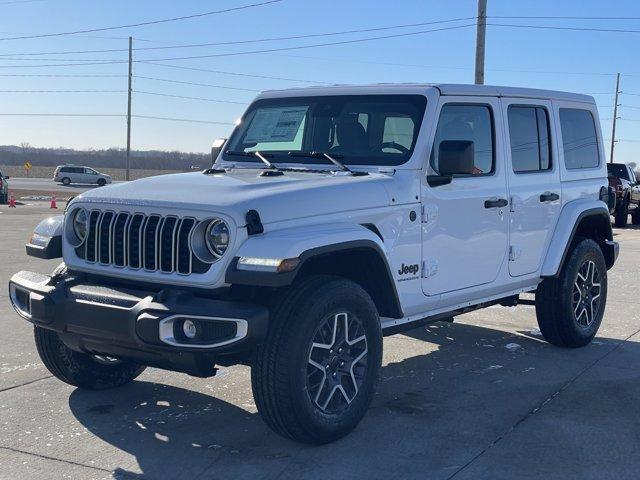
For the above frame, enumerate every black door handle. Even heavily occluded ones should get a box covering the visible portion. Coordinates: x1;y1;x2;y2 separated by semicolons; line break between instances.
484;198;508;209
540;192;559;202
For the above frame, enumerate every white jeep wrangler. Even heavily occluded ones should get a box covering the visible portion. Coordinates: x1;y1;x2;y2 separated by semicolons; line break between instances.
9;84;619;444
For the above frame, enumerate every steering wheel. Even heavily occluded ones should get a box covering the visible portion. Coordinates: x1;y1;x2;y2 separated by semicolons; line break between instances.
376;141;410;154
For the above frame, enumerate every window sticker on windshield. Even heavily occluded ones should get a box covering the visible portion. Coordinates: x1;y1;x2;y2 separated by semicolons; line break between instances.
244;107;308;143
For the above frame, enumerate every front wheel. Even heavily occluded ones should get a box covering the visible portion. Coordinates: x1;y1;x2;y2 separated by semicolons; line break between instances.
97;178;106;187
535;239;607;348
252;276;382;444
632;209;640;226
34;326;146;389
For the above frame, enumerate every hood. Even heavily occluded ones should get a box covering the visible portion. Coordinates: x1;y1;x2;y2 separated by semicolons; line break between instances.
77;169;396;225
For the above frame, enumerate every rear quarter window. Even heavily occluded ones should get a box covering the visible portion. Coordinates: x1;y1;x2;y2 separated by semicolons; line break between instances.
559;108;600;170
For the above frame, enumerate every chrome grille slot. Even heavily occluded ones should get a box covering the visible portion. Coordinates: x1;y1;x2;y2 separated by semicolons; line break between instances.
160;216;178;272
98;211;115;264
177;218;196;275
127;214;145;269
85;211;101;263
75;210;207;276
112;212;130;267
143;215;161;271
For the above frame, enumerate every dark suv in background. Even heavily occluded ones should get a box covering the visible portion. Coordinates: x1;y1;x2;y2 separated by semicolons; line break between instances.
608;162;640;227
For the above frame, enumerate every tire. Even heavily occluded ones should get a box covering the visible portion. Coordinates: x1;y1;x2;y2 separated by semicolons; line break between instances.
34;326;146;389
535;238;607;348
61;177;71;186
252;275;382;444
0;193;6;205
97;178;106;187
632;209;640;226
614;197;629;227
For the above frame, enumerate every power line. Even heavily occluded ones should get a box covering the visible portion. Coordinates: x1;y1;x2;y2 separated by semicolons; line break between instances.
0;0;44;4
0;17;476;57
0;23;476;68
0;60;124;68
139;24;477;62
134;90;248;105
138;61;331;85
0;113;123;117
488;23;640;34
0;112;235;125
490;15;640;20
134;75;260;93
0;73;126;78
132;115;234;125
0;89;124;93
0;0;284;41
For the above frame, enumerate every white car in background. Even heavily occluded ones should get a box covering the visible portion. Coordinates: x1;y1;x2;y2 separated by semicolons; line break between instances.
53;165;112;186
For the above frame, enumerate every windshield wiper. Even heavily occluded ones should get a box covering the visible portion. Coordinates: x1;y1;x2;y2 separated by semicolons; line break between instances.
288;151;353;173
225;150;282;172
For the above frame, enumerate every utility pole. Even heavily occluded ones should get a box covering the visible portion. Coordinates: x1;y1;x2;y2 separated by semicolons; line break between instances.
126;36;133;181
610;72;621;164
475;0;487;85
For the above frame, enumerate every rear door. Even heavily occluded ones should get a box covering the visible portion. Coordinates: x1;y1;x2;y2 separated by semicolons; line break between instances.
503;99;561;277
421;97;509;295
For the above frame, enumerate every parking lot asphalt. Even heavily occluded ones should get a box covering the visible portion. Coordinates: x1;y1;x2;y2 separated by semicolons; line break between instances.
1;203;640;480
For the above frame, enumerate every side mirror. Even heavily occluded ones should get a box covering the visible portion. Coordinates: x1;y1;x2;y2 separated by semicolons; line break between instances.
438;140;475;176
211;138;228;164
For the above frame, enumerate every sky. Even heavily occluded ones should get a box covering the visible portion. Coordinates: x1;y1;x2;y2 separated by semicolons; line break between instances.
0;0;639;164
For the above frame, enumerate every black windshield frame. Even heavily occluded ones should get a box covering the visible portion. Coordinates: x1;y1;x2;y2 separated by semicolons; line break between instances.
222;94;427;167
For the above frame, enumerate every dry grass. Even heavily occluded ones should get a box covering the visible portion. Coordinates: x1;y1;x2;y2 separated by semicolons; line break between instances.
0;165;191;181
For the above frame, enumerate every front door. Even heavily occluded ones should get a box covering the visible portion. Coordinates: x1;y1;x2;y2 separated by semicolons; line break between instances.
503;100;561;277
422;97;509;296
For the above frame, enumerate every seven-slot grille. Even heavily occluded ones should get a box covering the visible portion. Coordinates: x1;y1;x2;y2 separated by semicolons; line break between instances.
76;210;210;275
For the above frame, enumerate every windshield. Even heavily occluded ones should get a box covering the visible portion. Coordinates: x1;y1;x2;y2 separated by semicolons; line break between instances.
223;94;427;166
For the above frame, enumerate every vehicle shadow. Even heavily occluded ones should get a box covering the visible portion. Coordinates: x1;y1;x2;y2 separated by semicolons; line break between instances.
68;321;637;480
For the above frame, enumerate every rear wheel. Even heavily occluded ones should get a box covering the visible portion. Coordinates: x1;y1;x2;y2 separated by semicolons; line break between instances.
632;209;640;225
252;275;382;444
614;197;629;227
34;326;146;389
0;193;6;204
535;238;607;348
61;177;71;186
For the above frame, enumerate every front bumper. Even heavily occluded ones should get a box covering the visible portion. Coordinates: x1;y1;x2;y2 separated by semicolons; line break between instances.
8;270;268;377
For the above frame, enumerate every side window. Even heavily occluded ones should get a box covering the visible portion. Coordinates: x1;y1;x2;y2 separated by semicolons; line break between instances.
507;106;551;173
430;104;494;175
559;108;600;170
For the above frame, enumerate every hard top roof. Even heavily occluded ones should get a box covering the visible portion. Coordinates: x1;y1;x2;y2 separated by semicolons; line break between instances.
258;83;593;103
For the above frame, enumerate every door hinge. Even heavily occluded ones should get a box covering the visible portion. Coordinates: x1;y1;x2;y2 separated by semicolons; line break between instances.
509;246;522;261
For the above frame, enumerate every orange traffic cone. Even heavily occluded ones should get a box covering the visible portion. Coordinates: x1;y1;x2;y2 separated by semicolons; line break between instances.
8;192;16;208
50;193;58;209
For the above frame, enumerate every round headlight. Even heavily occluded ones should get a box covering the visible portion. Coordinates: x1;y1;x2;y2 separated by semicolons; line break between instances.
73;209;88;242
205;219;229;258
